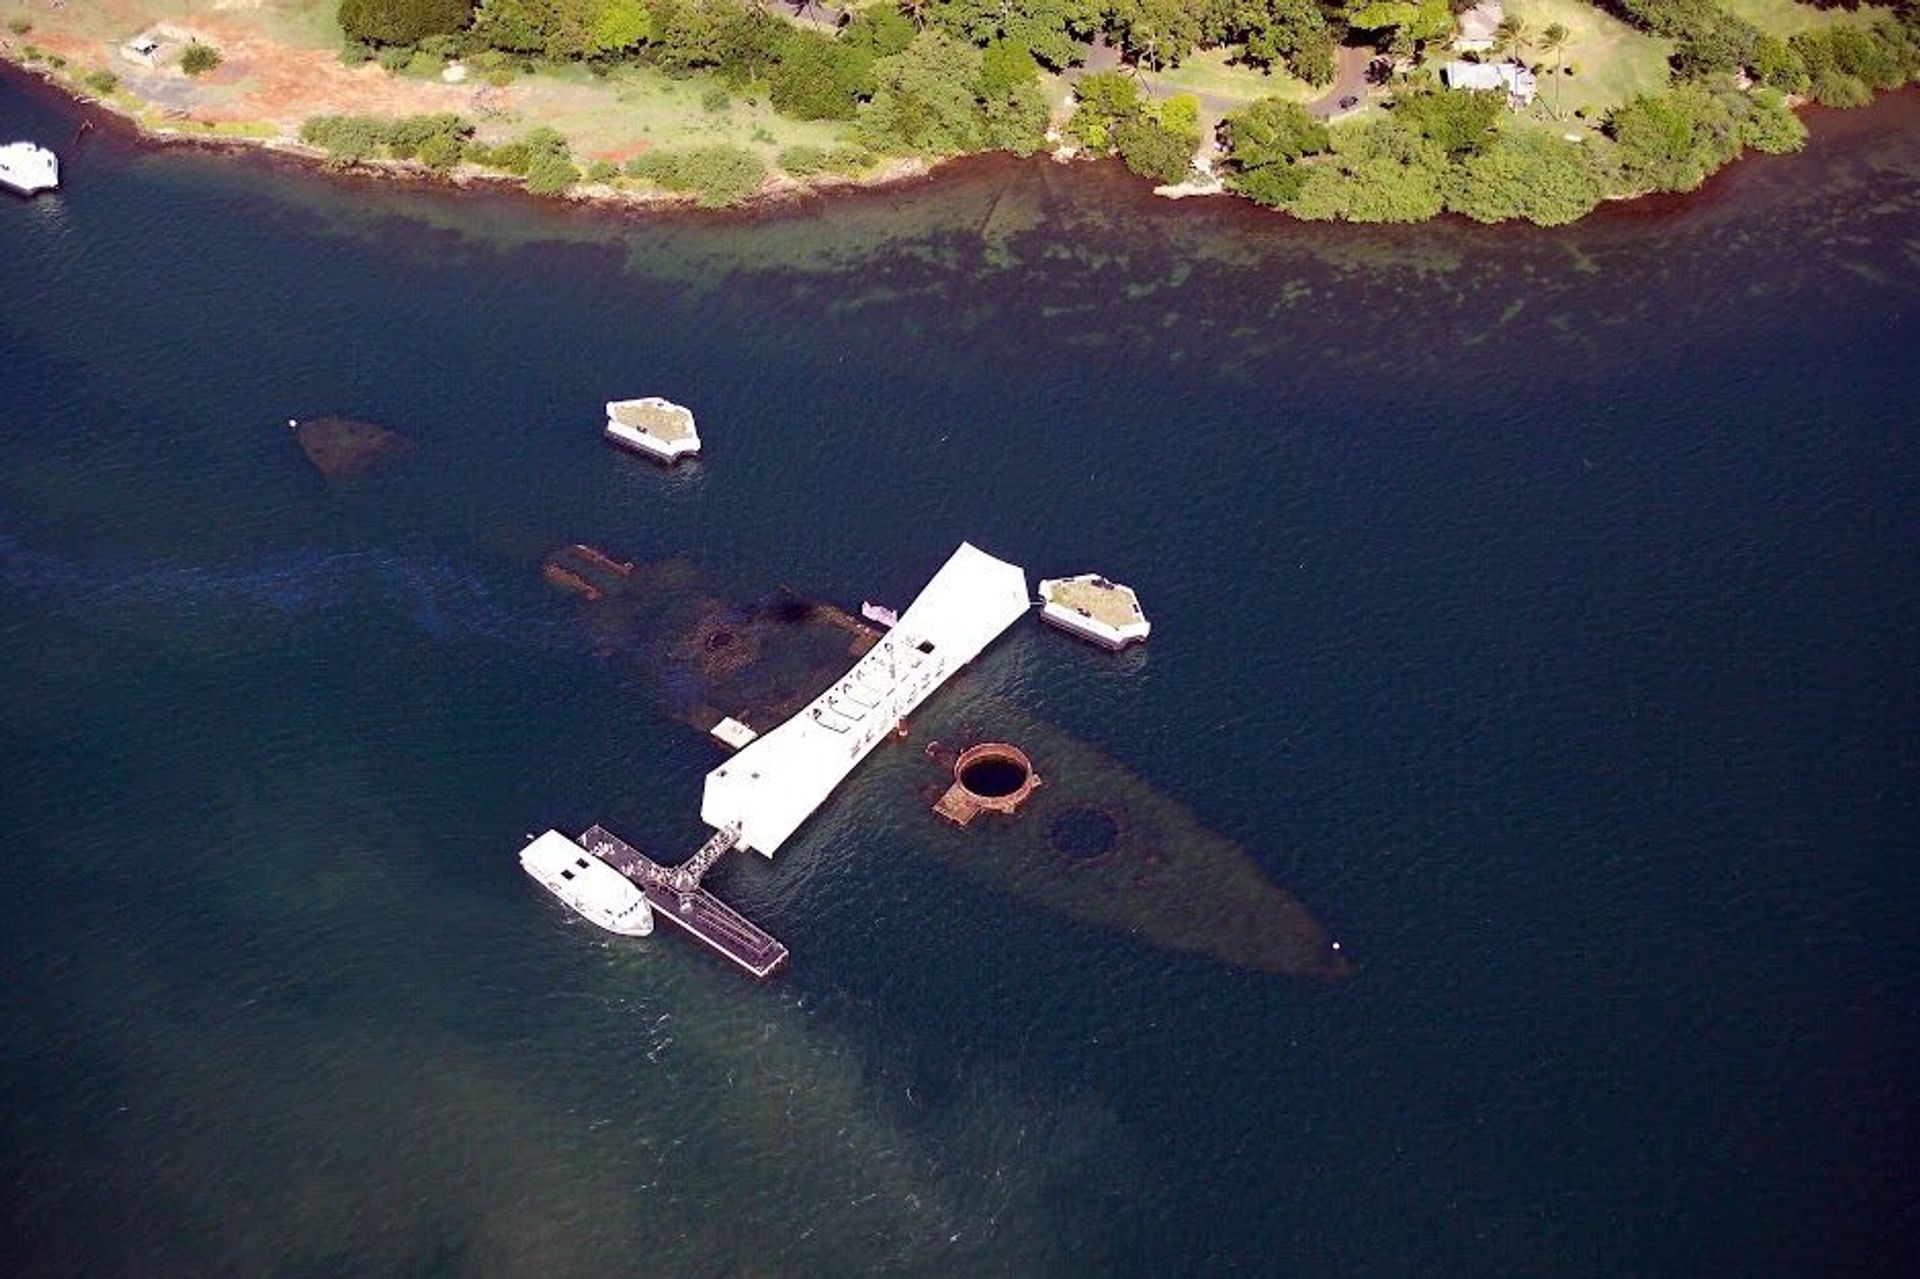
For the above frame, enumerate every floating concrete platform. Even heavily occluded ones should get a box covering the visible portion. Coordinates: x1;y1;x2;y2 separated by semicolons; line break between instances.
1038;574;1150;650
605;397;700;464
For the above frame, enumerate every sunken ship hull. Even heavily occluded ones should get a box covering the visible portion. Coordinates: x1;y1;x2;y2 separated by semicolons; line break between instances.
544;545;1350;980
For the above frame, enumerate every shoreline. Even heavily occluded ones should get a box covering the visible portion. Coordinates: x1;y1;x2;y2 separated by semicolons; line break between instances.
5;49;1915;229
0;52;950;214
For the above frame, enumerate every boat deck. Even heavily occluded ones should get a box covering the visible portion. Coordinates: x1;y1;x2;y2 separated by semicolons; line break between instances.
579;825;788;978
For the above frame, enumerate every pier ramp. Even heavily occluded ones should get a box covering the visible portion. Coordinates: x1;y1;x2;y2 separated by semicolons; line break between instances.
702;543;1030;856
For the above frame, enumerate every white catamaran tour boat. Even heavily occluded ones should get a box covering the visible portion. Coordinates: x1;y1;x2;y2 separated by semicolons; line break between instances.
520;830;655;936
0;142;60;197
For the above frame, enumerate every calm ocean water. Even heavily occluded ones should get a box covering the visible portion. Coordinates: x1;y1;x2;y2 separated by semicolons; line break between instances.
3;71;1917;1276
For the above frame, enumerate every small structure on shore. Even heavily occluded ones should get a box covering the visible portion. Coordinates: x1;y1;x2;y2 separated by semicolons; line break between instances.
1038;574;1151;650
605;397;700;464
120;26;190;69
1454;0;1504;53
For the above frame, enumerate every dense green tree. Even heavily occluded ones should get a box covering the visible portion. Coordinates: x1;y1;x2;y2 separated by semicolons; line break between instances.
1808;68;1872;106
300;114;389;164
1114;94;1202;183
926;0;1098;68
181;42;223;76
525;148;580;193
1222;96;1328;206
1615;0;1757;79
339;0;475;47
1827;23;1917;88
416;129;466;170
1393;87;1502;159
1443;130;1605;224
382;112;474;157
770;31;876;119
1750;34;1809;95
1737;88;1807;154
857;31;989;153
1224;96;1328;167
472;0;593;57
474;0;656;60
980;74;1053;153
1067;68;1141;148
1207;0;1336;85
1289;36;1338;86
1347;0;1451;47
1608;85;1739;192
591;0;652;54
979;39;1040;96
1285;116;1447;221
625;144;768;204
843;6;917;58
777;143;875;174
1106;0;1207;69
646;0;783;81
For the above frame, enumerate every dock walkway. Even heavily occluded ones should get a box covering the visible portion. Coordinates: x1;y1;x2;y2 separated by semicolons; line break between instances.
580;824;787;978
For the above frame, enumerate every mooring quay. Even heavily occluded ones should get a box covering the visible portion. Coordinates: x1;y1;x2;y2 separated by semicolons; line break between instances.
578;824;788;978
528;543;1032;975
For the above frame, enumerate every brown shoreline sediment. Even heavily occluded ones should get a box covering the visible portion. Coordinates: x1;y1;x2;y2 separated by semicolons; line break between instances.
5;52;1916;230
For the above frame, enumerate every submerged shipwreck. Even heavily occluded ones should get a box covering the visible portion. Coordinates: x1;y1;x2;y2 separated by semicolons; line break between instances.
290;415;413;480
540;543;1350;980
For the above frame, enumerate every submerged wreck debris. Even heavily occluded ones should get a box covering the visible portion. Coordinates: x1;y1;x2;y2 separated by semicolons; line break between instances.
934;743;1042;827
540;545;1351;979
290;415;413;480
543;545;876;733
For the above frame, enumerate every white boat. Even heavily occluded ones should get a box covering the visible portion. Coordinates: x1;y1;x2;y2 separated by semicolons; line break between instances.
604;397;700;464
520;829;654;936
0;142;59;197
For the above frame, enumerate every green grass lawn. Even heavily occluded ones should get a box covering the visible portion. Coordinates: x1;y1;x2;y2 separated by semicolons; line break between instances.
1502;0;1675;120
519;66;852;167
1152;49;1318;106
1717;0;1896;37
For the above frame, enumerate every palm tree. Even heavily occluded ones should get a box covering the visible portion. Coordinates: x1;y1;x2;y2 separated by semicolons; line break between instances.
1538;22;1569;118
1494;16;1530;64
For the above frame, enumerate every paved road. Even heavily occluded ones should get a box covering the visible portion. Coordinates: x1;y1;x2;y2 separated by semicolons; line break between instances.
1307;46;1374;120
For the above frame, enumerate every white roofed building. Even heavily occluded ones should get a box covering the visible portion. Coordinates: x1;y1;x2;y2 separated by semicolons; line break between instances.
702;543;1031;856
1455;0;1505;52
1441;60;1538;108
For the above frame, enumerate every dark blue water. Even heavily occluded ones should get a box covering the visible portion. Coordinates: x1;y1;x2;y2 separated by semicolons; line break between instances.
4;72;1917;1276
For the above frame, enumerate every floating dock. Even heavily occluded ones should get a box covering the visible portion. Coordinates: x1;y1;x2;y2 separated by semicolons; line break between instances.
702;542;1032;856
0;141;59;197
576;824;788;978
605;397;701;464
1037;574;1150;650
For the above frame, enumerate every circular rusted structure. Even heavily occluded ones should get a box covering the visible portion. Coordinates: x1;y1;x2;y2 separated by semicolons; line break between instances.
934;743;1041;826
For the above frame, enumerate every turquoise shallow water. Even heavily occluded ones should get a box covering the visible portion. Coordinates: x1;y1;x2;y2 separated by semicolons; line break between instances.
3;73;1917;1276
